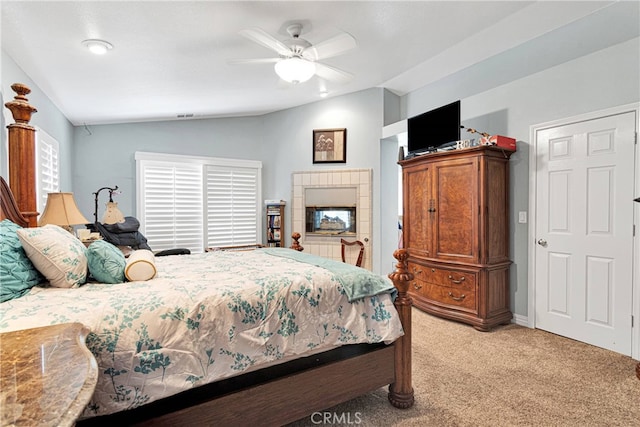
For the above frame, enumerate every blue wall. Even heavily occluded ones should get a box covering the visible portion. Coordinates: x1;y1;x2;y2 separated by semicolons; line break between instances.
70;87;386;259
1;51;75;189
72;115;265;222
2;33;639;318
262;88;385;262
402;37;640;316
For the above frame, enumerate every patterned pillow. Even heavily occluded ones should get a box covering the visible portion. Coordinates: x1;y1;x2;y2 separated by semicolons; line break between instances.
87;240;126;283
0;219;44;302
17;224;88;288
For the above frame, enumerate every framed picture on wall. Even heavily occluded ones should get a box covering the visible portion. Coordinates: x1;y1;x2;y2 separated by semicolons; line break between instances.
313;128;346;164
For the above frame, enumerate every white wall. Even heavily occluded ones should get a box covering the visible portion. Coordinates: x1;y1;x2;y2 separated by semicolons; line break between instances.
400;37;640;316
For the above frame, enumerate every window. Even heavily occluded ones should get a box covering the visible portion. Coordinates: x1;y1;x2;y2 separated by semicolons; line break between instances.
35;128;60;214
136;152;262;253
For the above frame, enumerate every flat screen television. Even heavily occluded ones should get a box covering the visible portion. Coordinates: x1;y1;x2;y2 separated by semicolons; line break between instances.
407;100;460;155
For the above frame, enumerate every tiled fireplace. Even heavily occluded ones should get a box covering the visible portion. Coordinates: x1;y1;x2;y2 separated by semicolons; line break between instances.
291;169;372;270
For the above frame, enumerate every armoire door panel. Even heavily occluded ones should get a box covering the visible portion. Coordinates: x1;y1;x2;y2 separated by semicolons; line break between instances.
434;158;478;261
403;166;433;258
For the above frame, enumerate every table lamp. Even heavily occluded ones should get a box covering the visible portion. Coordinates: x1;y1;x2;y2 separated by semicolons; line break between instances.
93;185;125;225
102;201;125;224
38;192;90;232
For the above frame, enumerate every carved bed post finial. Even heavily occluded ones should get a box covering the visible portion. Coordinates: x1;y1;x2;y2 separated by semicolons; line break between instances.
5;83;38;227
290;232;304;252
5;83;38;124
387;248;415;409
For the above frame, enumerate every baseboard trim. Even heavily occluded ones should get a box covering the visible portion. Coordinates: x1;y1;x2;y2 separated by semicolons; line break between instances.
512;314;530;328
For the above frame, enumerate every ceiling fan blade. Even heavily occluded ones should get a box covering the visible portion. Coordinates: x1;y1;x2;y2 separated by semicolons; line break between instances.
303;33;357;61
228;58;280;65
239;28;291;57
276;78;294;90
314;62;354;83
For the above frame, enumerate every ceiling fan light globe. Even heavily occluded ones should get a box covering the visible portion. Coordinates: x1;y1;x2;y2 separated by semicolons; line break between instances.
274;58;316;83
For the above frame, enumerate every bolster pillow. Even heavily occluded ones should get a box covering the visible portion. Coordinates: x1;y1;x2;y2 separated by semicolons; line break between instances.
125;249;157;281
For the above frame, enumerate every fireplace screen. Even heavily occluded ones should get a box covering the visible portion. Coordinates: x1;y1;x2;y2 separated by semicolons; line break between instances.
305;206;356;236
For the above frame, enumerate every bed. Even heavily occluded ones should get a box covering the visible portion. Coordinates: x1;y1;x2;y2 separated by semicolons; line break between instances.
1;83;415;425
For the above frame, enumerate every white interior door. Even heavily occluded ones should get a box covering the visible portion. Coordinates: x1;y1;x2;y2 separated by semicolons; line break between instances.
534;111;636;355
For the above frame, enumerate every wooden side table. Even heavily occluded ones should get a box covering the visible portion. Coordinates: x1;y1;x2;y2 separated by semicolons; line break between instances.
0;323;98;427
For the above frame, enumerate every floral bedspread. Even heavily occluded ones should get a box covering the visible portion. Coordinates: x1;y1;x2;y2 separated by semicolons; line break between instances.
0;249;403;419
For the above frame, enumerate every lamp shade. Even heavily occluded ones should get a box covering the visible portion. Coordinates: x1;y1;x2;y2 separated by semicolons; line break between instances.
274;58;316;84
102;201;125;225
39;192;90;227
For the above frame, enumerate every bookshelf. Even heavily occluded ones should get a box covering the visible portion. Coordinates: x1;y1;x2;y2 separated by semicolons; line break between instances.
265;200;285;247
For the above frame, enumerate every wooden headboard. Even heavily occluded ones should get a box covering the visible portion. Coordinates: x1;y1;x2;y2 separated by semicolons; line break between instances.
0;176;29;227
4;83;39;227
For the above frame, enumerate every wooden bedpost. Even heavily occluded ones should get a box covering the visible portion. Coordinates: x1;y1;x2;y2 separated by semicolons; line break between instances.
4;83;38;227
387;248;414;408
290;232;304;251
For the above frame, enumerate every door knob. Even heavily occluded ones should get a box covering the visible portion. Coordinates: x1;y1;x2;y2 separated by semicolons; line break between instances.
537;239;547;246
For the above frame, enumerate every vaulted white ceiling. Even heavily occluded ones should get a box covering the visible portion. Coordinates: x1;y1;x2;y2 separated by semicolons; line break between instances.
1;1;636;125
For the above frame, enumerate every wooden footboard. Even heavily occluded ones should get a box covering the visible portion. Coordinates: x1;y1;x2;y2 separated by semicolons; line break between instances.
94;345;395;426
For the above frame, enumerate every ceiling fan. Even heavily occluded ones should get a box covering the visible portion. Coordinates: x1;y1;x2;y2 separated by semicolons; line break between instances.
230;23;357;84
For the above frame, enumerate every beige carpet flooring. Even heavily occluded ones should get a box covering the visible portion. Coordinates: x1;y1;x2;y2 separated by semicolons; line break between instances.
288;308;640;426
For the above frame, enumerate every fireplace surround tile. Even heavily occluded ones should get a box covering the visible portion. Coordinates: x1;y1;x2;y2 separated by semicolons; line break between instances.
291;169;372;270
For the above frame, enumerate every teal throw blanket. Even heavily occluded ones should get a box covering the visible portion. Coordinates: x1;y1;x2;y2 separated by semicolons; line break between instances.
261;248;396;302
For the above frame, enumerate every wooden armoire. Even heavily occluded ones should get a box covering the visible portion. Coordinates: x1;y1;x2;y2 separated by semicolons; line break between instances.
399;146;513;331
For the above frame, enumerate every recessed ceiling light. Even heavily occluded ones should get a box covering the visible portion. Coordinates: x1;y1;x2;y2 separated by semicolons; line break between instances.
82;39;113;55
319;90;329;98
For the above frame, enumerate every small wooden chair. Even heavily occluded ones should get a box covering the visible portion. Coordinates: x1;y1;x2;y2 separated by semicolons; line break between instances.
340;238;364;267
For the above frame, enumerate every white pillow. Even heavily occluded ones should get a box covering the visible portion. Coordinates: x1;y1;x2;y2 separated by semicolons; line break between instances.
16;224;88;288
125;249;157;281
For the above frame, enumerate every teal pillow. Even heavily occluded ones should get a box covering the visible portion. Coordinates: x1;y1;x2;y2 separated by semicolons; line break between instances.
87;240;126;284
0;219;44;302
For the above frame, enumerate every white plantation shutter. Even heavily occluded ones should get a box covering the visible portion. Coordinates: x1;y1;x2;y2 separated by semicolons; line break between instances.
136;152;261;253
206;165;259;247
36;129;60;214
138;162;203;253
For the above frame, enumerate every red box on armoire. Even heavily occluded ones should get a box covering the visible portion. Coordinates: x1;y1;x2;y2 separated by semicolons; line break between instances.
480;135;517;151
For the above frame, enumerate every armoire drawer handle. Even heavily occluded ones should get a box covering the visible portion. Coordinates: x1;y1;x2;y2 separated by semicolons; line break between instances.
448;275;465;284
448;292;465;301
412;268;423;275
413;282;423;290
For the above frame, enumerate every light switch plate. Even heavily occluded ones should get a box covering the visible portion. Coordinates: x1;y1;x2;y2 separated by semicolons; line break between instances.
518;211;527;224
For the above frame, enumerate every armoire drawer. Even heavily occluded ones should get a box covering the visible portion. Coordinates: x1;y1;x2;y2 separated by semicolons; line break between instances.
409;264;476;292
410;280;477;312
